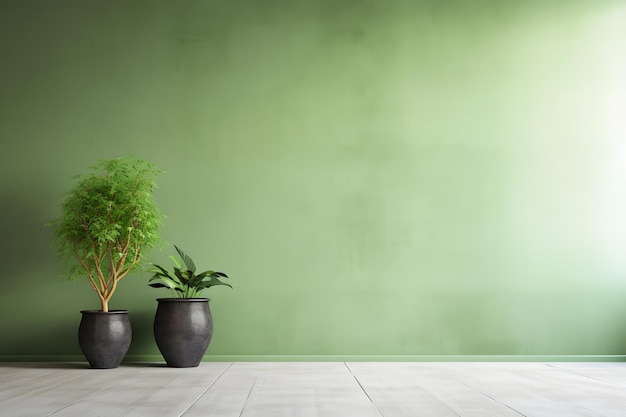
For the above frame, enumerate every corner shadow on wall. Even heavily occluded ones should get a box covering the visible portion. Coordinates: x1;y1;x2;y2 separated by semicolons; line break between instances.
0;192;80;367
0;191;55;283
1;362;88;370
2;314;158;369
1;321;84;368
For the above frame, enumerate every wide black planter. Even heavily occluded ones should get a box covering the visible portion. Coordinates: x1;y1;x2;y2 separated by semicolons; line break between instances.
78;310;132;369
154;298;213;368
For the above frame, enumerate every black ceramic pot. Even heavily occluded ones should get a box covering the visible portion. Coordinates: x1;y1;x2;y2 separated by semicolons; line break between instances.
78;310;132;369
154;298;213;368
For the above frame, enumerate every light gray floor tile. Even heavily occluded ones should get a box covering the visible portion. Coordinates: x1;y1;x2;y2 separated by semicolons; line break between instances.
1;361;625;417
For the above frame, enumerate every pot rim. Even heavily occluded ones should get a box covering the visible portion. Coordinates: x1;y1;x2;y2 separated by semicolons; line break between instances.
156;298;210;302
80;310;129;314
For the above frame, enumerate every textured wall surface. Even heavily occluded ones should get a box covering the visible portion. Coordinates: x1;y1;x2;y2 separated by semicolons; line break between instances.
1;0;625;359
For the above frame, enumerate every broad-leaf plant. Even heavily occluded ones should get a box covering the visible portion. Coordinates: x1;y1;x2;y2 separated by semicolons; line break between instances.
148;245;231;298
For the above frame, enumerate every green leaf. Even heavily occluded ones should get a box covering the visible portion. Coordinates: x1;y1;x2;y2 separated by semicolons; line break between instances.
201;275;233;289
150;276;179;289
147;244;231;298
174;245;196;273
168;255;182;269
149;264;173;278
150;270;182;287
173;267;185;282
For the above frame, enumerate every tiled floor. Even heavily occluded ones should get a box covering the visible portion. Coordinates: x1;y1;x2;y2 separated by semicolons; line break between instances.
1;362;625;416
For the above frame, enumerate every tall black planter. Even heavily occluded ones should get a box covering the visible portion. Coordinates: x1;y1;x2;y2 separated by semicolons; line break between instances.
154;298;213;368
78;310;132;369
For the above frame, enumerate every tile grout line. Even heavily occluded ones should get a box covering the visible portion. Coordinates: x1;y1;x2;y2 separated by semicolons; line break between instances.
544;362;624;387
236;376;259;417
179;362;235;417
343;362;386;417
46;365;153;416
404;374;463;417
420;387;463;417
461;382;528;417
47;384;114;416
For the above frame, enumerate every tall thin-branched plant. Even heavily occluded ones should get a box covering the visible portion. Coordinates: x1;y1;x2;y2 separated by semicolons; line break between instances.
49;157;163;312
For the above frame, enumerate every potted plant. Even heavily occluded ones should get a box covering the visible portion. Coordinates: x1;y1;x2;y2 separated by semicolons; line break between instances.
49;157;163;368
148;245;231;367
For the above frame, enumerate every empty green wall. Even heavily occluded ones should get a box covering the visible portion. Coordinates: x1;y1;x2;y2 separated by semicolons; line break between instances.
1;0;625;360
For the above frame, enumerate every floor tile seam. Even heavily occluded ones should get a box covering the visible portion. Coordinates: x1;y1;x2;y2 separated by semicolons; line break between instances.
0;375;82;399
179;362;234;417
343;362;387;417
36;366;156;416
42;365;160;416
45;380;123;416
462;382;528;417
463;375;623;416
544;363;626;388
486;363;611;388
387;374;467;417
0;372;96;414
235;374;259;417
0;370;88;398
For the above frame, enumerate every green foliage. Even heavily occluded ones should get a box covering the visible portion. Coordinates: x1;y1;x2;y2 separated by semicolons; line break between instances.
148;245;231;298
48;157;163;310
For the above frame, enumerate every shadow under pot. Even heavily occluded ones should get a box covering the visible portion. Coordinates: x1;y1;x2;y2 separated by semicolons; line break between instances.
153;298;213;368
78;310;132;369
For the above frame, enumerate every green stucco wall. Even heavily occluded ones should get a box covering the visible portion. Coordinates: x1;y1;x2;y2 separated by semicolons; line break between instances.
1;0;625;361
